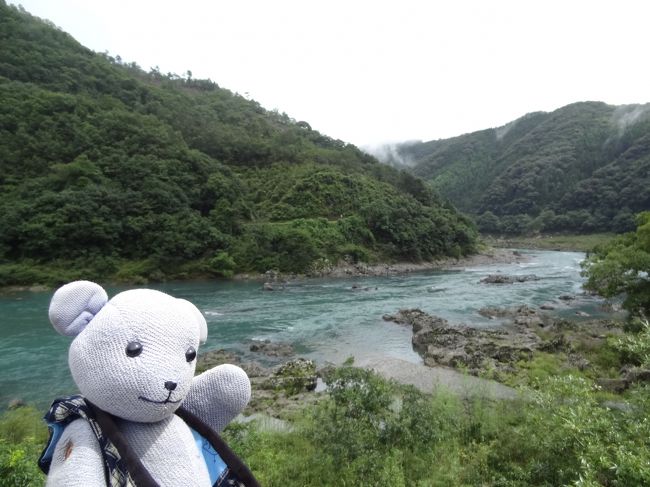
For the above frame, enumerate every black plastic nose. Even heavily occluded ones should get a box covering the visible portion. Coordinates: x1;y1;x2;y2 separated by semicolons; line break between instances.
164;381;177;391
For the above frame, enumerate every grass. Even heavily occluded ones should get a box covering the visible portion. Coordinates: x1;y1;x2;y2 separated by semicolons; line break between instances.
483;233;616;252
4;359;650;487
221;366;650;486
3;314;648;486
504;352;575;386
0;406;47;487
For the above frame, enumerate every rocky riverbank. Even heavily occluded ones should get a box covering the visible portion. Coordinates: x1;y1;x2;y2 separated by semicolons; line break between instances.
196;296;649;420
316;248;528;278
196;341;524;420
382;305;641;387
2;249;526;294
195;304;562;418
482;233;615;252
197;349;324;418
236;248;528;286
383;308;542;377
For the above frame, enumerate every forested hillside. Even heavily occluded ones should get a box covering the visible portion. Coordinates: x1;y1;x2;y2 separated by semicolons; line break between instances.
389;102;650;234
0;1;476;286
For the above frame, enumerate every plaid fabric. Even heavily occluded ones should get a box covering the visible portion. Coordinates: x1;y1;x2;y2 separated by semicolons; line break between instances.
38;395;135;487
39;395;136;486
39;396;246;487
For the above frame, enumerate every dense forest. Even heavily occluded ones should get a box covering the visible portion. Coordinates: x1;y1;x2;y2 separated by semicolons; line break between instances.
383;102;650;235
0;1;477;286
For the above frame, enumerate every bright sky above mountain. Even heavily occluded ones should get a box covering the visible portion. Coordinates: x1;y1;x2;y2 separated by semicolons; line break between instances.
11;0;650;147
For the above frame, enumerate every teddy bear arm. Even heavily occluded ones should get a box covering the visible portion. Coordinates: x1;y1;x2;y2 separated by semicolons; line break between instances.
46;418;106;487
183;364;252;433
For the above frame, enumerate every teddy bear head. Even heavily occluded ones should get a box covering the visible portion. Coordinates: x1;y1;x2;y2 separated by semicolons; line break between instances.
48;280;208;423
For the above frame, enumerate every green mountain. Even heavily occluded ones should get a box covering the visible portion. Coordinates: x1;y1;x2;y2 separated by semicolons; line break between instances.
389;102;650;234
0;1;476;286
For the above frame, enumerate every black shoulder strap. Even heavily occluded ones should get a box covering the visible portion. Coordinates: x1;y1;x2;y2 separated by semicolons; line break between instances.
176;407;261;487
86;401;160;487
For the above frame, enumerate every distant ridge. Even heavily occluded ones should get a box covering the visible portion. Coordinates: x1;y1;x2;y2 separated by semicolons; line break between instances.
384;101;650;234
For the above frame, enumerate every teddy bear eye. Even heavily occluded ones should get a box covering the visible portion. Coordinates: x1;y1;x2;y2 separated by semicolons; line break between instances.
126;341;143;358
185;346;197;362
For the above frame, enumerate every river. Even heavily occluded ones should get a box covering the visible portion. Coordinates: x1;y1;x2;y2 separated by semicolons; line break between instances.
0;250;615;408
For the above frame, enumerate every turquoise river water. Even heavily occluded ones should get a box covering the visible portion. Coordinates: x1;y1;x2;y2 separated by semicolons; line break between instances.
0;250;617;408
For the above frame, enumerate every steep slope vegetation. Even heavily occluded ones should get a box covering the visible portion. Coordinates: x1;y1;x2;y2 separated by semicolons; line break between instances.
392;102;650;234
0;1;476;285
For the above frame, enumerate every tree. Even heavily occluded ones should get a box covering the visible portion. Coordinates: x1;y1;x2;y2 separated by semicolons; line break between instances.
500;214;532;235
476;211;501;234
529;209;555;233
582;212;650;316
0;2;478;285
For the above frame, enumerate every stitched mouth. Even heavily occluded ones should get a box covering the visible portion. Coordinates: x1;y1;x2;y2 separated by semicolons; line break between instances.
138;394;182;405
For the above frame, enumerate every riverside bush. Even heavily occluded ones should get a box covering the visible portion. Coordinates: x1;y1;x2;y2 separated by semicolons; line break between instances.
3;365;650;486
612;318;650;366
0;406;47;487
223;364;650;486
5;317;650;486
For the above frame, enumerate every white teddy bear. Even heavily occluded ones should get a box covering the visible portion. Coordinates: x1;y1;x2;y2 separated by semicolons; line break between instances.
38;280;258;487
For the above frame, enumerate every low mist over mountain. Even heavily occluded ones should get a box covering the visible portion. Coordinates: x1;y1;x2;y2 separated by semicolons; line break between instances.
380;102;650;234
0;1;477;285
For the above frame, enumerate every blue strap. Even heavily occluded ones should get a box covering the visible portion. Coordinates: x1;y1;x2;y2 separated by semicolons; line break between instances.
40;396;237;487
39;422;64;472
191;428;228;486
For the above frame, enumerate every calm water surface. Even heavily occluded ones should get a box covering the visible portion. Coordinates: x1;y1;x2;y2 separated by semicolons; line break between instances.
0;250;614;408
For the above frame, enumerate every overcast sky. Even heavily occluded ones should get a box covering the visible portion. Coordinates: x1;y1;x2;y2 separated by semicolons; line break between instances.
11;0;650;147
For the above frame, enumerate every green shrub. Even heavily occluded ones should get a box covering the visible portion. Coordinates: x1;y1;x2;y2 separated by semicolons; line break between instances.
612;318;650;367
223;360;650;486
335;243;371;263
0;438;45;487
208;251;237;278
0;406;47;487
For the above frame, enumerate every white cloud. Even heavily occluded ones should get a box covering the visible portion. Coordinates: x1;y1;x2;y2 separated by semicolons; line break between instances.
11;0;650;146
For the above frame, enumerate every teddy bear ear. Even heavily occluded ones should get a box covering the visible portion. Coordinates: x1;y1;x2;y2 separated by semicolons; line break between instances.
177;298;208;343
49;281;109;336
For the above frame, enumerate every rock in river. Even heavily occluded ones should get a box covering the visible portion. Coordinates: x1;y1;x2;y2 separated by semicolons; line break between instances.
384;308;541;376
250;339;295;357
480;274;540;284
263;358;318;394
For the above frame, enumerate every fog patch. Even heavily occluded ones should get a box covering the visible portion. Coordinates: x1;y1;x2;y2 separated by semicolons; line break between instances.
494;120;516;141
363;141;419;167
612;103;650;137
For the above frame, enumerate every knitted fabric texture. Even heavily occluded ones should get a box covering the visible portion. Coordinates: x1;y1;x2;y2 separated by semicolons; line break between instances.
39;395;136;486
66;287;202;423
44;281;253;487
